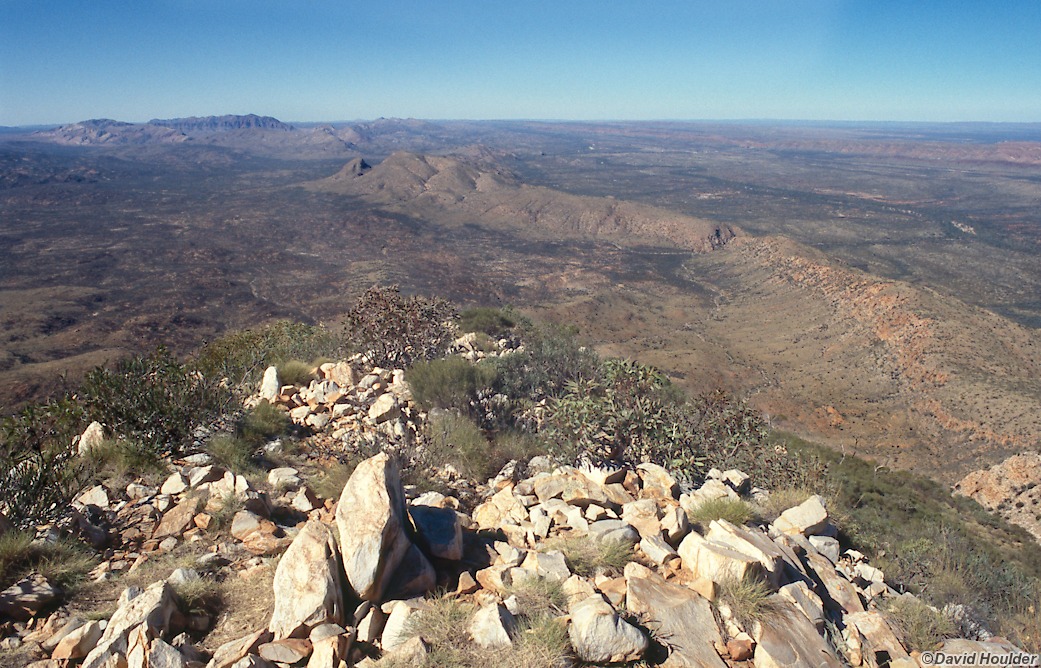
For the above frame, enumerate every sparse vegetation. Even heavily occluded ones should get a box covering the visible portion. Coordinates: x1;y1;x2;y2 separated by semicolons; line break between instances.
687;497;756;528
543;535;632;578
716;575;779;631
883;596;957;652
171;575;223;616
754;487;815;523
0;530;96;594
423;412;494;481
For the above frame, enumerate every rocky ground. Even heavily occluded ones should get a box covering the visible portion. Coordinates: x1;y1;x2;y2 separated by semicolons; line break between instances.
0;350;1032;668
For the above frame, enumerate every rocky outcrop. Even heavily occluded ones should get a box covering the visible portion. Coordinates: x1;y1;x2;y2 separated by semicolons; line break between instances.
956;452;1041;543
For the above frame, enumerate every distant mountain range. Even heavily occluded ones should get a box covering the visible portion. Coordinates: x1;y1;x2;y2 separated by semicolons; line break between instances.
148;114;293;133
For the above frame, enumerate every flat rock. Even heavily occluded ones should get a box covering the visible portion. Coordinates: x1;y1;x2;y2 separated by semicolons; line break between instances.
0;574;61;621
626;574;726;667
753;598;843;668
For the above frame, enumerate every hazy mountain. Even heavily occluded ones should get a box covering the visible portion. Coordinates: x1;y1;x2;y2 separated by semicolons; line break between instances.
148;114;293;133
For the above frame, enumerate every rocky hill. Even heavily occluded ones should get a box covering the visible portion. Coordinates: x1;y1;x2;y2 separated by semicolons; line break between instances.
1;312;1036;667
311;152;736;253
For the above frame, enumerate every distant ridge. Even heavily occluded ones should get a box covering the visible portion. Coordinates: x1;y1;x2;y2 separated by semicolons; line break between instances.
149;114;293;133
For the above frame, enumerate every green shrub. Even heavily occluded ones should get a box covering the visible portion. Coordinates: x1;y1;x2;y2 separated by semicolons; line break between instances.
688;497;756;527
0;396;88;529
492;322;600;405
717;575;779;631
276;360;315;387
237;401;290;447
407;357;497;411
343;285;456;368
459;306;516;337
883;596;956;652
81;346;229;457
193;320;339;390
205;434;257;474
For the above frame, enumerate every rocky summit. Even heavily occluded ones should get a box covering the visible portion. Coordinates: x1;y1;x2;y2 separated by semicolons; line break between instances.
0;348;1030;668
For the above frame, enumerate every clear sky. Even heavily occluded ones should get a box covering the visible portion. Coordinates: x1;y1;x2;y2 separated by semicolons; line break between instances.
2;1;1040;126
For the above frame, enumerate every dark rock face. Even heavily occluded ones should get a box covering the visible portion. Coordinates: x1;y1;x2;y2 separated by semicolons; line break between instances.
149;114;293;133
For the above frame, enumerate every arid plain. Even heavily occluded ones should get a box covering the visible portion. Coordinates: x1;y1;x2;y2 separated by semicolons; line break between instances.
3;117;1041;486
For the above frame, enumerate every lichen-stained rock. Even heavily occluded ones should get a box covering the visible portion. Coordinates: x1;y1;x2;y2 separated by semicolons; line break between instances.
269;520;345;640
626;574;726;667
568;594;647;663
409;504;463;561
773;495;830;536
383;542;436;600
82;582;177;668
77;421;106;457
335;452;413;601
753;598;843;668
706;519;789;588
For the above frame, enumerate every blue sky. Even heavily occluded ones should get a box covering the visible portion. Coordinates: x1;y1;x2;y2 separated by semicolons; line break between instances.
2;1;1040;125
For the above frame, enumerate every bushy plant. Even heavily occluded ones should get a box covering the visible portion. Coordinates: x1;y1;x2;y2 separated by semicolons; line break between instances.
205;434;257;474
193;320;339;391
717;575;779;631
0;530;96;593
407;357;497;412
423;412;493;481
81;346;229;457
459;306;516;337
492;322;600;406
0;396;88;528
343;285;456;368
543;535;632;578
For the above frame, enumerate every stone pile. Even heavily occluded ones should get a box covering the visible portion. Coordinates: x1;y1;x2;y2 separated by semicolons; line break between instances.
11;450;1026;668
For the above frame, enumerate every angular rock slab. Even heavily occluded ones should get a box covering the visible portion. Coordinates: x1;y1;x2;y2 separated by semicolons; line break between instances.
269;520;346;640
753;598;843;668
409;505;463;561
568;595;647;664
626;575;726;667
82;582;177;668
335;452;414;601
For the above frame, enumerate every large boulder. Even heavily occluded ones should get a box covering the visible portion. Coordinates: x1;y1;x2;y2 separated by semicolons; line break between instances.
409;505;463;561
773;495;830;536
259;366;280;402
269;520;346;640
334;452;419;601
0;574;61;621
77;421;106;457
568;595;647;664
